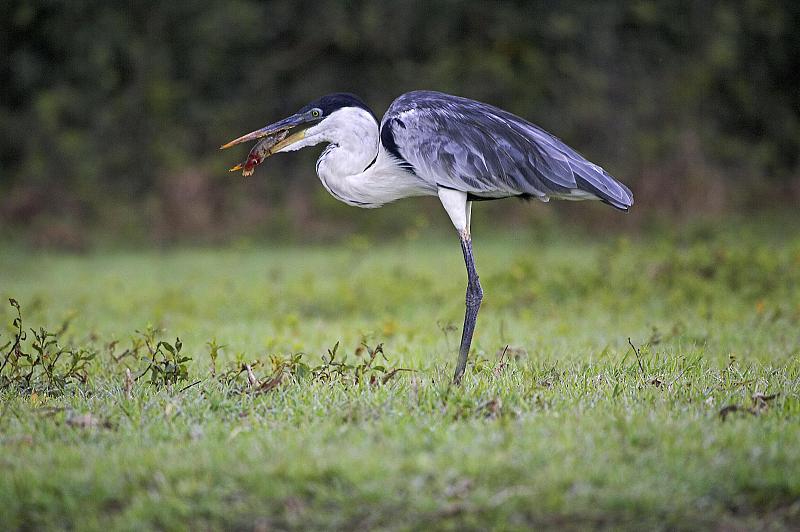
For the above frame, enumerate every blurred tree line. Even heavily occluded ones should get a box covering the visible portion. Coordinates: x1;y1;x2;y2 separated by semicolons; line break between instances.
1;0;798;247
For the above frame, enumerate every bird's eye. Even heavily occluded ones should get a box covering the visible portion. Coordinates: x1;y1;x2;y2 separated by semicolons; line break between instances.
311;109;322;118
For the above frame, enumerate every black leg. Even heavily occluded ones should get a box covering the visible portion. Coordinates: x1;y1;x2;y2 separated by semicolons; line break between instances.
453;234;483;384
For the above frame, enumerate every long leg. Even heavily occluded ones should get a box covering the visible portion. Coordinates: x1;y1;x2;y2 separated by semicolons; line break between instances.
437;189;484;384
453;231;483;384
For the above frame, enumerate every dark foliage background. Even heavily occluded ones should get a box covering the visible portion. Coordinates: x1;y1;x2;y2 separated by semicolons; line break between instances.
1;0;798;247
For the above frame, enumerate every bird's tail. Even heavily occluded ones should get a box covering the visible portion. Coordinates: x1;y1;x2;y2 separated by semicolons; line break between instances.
572;160;634;211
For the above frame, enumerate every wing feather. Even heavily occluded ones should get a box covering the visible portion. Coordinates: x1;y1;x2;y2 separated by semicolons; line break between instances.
381;91;633;210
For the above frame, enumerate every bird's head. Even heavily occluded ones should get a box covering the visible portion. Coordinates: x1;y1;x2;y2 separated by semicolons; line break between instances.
220;93;376;175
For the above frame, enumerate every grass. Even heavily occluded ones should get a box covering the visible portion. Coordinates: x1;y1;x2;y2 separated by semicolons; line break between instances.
1;219;799;530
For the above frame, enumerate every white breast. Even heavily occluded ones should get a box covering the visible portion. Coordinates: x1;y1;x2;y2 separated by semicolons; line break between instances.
313;108;436;207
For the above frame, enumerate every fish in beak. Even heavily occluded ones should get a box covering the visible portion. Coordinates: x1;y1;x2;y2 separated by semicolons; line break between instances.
220;113;311;177
226;130;288;176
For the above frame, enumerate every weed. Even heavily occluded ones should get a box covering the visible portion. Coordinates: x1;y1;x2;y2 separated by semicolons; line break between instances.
207;338;223;377
133;327;191;387
0;299;96;394
719;392;780;421
216;339;411;394
313;340;413;386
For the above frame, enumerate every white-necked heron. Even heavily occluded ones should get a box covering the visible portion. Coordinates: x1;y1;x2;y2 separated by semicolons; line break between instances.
221;91;633;383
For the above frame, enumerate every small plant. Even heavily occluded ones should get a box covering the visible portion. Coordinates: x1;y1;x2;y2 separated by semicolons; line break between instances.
207;339;224;377
0;298;25;380
218;353;308;394
30;326;96;389
217;339;411;394
134;326;192;387
313;340;408;385
1;299;97;394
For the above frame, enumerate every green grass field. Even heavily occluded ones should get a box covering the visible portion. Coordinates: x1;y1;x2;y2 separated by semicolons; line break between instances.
1;219;799;530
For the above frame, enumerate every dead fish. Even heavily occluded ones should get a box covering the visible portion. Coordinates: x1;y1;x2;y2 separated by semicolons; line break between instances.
228;130;289;177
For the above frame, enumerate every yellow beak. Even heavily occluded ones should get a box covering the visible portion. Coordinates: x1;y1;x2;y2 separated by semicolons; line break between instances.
267;128;306;154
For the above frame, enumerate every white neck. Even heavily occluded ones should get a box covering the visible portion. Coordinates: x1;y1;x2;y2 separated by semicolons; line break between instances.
285;107;435;207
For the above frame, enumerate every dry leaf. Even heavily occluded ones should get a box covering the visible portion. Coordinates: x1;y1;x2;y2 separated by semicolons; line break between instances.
245;364;259;388
66;412;109;429
124;368;133;398
256;372;284;394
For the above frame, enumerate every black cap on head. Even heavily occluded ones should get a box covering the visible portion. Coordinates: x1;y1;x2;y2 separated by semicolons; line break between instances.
299;93;375;120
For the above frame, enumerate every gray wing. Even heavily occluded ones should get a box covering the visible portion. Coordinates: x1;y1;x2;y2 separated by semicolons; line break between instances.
380;91;633;210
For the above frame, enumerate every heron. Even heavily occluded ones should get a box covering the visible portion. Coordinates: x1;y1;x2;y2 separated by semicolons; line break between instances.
220;91;633;384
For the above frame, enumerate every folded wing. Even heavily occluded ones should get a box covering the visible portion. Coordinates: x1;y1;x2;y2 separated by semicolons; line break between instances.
381;91;633;210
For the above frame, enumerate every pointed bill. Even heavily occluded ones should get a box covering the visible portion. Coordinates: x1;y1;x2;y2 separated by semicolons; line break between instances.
219;113;307;150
